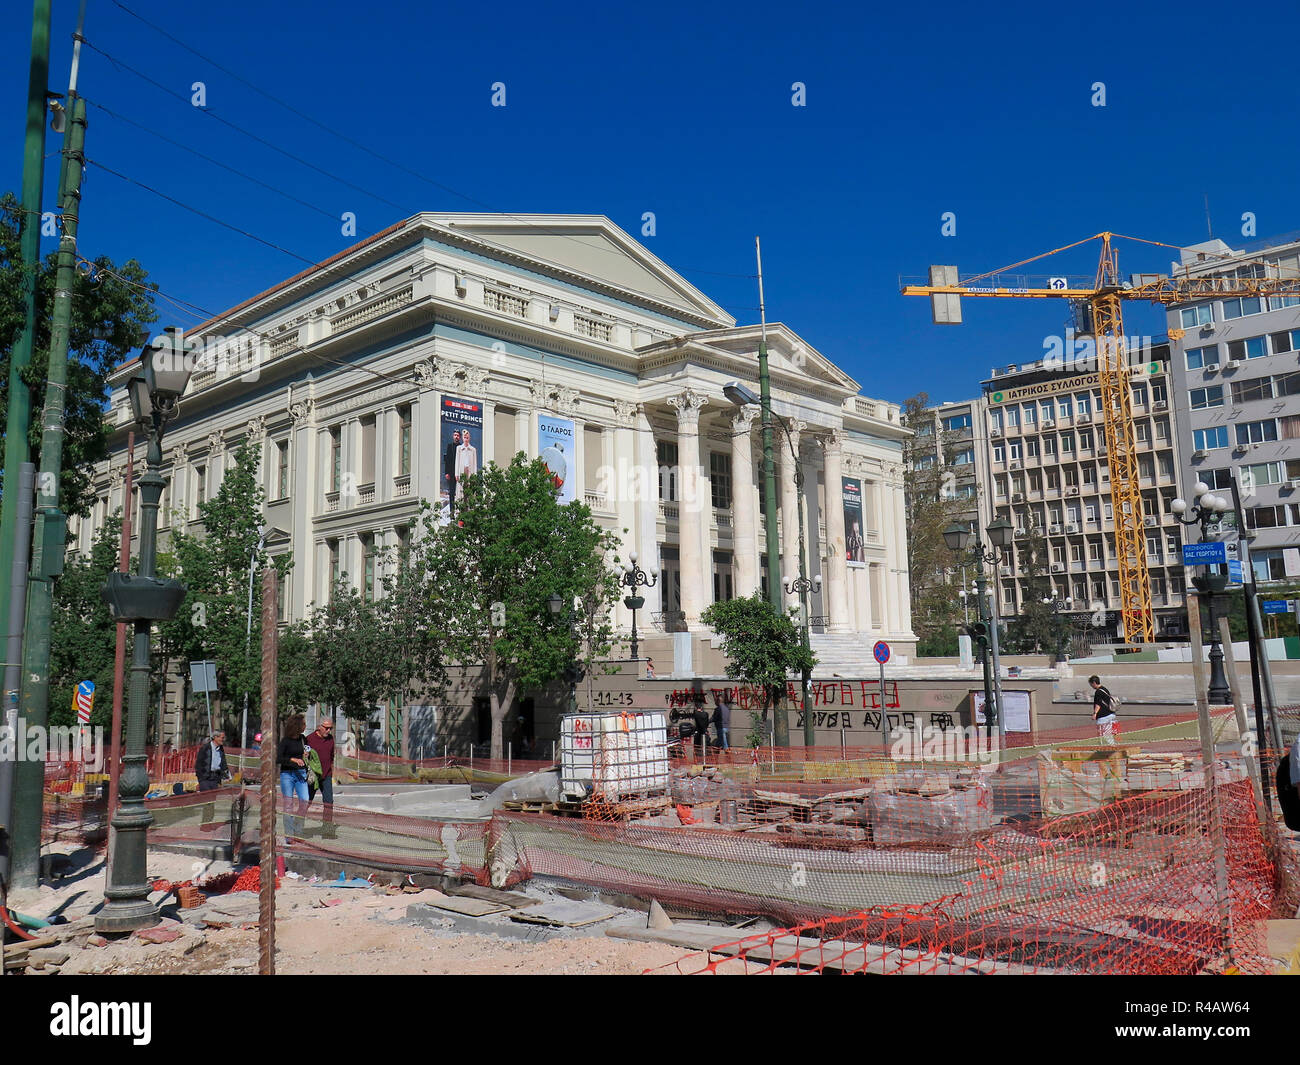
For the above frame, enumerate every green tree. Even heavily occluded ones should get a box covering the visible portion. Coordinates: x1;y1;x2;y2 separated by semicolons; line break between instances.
700;595;816;745
0;192;157;517
901;393;968;651
48;514;123;729
158;439;288;713
1002;526;1070;656
422;455;620;759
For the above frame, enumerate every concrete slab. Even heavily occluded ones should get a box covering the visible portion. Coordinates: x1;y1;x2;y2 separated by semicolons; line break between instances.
510;900;617;928
420;890;510;917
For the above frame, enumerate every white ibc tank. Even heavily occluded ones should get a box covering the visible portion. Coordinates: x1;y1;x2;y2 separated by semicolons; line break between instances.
559;711;670;802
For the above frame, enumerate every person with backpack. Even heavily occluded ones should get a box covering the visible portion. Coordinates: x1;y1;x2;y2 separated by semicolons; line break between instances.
1089;675;1118;745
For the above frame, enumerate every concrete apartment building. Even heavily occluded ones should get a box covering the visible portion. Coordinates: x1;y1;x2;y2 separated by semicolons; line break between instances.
913;343;1188;642
1165;236;1300;583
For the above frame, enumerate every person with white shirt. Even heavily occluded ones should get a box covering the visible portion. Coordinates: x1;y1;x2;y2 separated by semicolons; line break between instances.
196;731;229;791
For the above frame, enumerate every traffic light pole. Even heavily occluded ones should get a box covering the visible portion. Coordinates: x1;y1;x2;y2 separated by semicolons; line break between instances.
973;573;995;744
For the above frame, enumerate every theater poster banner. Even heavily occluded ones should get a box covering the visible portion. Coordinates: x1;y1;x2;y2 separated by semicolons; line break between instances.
843;477;865;565
440;396;482;519
538;414;576;504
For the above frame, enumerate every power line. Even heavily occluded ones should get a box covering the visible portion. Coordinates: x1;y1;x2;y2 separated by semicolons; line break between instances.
84;97;350;226
80;38;411;215
87;157;320;265
93;5;756;282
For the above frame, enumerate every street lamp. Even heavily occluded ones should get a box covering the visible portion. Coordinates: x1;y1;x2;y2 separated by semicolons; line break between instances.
547;593;583;716
619;551;658;663
943;516;1014;739
98;329;194;933
724;380;818;747
1171;483;1232;703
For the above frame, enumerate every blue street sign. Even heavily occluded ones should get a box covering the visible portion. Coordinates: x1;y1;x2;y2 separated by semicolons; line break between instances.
873;640;891;664
1227;558;1243;584
1181;541;1227;566
1262;599;1290;615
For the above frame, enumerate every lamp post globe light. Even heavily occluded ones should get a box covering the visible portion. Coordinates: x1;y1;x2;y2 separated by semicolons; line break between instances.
619;551;658;663
725;381;819;747
943;516;1014;740
97;329;194;933
1171;483;1233;704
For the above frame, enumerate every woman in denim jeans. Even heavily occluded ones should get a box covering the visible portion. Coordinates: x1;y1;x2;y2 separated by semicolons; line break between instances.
278;714;310;839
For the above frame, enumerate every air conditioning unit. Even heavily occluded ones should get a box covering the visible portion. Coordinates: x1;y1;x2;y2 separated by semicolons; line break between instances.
1153;400;1168;411
1010;461;1022;469
1077;413;1091;424
1051;563;1065;573
990;427;1002;437
1067;486;1080;496
1012;493;1025;503
1066;523;1080;533
1233;444;1249;454
1015;526;1028;537
1144;516;1157;527
1201;320;1218;332
1049;523;1062;534
1225;359;1241;370
1041;417;1054;427
1192;448;1208;459
1289;479;1300;489
1204;365;1219;375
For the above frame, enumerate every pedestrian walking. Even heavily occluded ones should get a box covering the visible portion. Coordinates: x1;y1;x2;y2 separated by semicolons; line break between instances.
645;657;656;679
693;704;711;755
195;730;229;792
278;714;310;839
1089;675;1118;745
306;717;337;837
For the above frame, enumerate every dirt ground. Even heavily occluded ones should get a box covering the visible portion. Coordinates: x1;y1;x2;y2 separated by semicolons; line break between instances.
4;845;691;976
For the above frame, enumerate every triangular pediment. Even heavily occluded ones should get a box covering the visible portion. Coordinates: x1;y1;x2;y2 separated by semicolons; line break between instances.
666;323;860;394
421;214;733;326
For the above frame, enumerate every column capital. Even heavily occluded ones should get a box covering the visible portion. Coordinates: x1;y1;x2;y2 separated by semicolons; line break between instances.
730;403;761;433
667;388;709;427
288;398;315;425
817;427;845;454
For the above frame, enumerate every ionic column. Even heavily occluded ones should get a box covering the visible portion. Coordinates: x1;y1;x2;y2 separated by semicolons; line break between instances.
778;421;806;609
820;431;851;632
667;389;709;627
729;405;760;598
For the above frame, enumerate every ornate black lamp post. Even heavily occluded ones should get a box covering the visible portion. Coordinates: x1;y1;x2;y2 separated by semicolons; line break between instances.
619;551;658;663
944;516;1014;739
1171;482;1232;703
97;329;193;933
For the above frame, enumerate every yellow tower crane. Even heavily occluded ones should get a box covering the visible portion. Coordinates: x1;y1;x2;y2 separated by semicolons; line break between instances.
903;232;1300;643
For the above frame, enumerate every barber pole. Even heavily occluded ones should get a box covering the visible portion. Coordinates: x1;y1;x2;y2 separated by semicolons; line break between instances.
73;680;95;725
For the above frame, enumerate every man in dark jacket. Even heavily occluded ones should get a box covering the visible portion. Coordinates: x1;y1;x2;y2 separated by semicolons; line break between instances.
305;718;337;834
692;705;711;755
711;700;731;750
195;731;229;791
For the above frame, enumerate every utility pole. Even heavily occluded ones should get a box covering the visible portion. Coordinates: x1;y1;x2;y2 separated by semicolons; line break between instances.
11;8;88;888
0;0;53;721
755;237;787;746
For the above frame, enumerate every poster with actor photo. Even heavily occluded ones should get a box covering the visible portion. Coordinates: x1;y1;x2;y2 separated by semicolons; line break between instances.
538;414;576;503
440;396;483;520
843;477;865;565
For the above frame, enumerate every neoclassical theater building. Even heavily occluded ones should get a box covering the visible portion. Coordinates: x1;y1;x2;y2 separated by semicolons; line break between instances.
81;214;913;710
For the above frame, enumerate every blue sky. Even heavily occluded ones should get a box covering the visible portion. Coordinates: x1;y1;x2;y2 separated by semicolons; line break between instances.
5;0;1298;405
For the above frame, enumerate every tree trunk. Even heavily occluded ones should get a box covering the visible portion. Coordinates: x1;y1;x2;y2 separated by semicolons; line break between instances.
490;676;516;761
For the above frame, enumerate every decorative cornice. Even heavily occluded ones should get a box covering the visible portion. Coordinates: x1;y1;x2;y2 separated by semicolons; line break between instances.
666;388;709;427
529;379;579;416
416;356;489;399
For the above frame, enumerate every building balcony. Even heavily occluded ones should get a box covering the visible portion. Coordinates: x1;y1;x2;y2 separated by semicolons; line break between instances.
394;473;412;497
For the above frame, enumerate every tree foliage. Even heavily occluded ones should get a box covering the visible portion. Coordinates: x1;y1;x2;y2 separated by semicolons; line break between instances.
0;192;157;517
48;514;123;729
901;392;969;649
158;439;288;709
420;455;621;759
1001;526;1070;656
700;595;816;741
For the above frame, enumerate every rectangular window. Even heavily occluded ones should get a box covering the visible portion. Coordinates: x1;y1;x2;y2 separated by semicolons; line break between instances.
330;428;342;493
1022;404;1036;425
1089;541;1102;562
1061;433;1073;452
1009;442;1022;461
1047;470;1060;490
942;412;972;431
1082;465;1095;485
952;448;974;466
1193;426;1229;451
360;416;376;486
1185;345;1219;369
1275;371;1300;398
989;411;1002;431
1227;336;1268;361
992;445;1005;464
1269;330;1300;354
1152;382;1167;404
362;536;376;601
657;440;679;502
276;440;290;498
328;540;340;602
1221;296;1262;319
1027;439;1039;458
1076;396;1091;416
1131;383;1148;408
194;465;206;513
398;405;412;476
1085;502;1098;522
710;451;732;511
1189;385;1224;409
1271;296;1300;312
1242;462;1283;487
1058;398;1071;419
1235;420;1278;445
1283;415;1300;440
1180;305;1213;328
1079;429;1093;449
1204;468;1233;490
1040;401;1053;422
1005;407;1019;427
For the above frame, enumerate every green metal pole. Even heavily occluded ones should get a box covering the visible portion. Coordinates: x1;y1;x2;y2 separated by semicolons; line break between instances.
0;0;52;695
10;95;86;889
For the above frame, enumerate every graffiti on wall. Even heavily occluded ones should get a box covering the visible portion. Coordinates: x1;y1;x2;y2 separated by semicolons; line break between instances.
663;680;903;714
